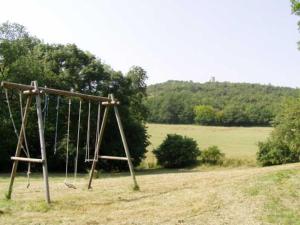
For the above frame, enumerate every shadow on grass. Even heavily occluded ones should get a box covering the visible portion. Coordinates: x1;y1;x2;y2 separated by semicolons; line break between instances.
0;159;257;180
0;167;202;181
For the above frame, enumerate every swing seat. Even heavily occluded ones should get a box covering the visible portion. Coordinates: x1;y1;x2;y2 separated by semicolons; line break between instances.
64;182;77;189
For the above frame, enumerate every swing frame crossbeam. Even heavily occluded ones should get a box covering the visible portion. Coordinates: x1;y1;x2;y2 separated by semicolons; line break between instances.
1;81;138;204
1;81;112;103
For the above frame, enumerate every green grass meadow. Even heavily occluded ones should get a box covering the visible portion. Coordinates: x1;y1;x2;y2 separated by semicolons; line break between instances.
144;124;272;167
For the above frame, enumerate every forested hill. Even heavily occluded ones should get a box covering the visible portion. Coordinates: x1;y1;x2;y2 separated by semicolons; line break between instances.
145;80;300;126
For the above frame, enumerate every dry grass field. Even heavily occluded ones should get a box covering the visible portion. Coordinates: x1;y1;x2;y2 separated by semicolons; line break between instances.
144;124;272;167
2;124;296;225
1;163;300;225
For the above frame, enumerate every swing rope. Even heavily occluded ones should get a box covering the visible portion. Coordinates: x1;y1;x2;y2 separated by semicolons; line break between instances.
5;89;20;140
42;90;49;130
74;100;82;181
54;96;60;154
5;89;31;188
94;102;101;159
64;97;76;189
85;101;91;162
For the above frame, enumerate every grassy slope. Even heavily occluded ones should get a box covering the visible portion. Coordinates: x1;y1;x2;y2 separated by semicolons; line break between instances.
1;163;300;224
2;125;294;225
145;124;272;166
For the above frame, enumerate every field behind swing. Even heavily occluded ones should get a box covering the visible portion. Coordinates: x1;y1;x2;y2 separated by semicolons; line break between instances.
144;123;272;167
1;163;300;225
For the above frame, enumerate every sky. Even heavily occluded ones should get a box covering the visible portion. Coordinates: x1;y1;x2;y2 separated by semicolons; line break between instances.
0;0;300;87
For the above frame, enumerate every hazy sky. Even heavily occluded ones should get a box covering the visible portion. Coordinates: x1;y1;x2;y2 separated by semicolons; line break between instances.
1;0;300;87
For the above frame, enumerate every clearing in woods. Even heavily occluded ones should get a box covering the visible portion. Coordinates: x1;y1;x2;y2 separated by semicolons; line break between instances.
1;163;300;224
145;124;272;166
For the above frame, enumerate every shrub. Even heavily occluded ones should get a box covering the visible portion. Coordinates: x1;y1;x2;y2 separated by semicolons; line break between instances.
201;146;225;165
257;139;300;166
256;98;300;166
153;134;200;168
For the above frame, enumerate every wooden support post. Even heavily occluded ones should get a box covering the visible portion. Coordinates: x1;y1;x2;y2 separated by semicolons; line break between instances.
7;95;32;199
112;95;139;189
88;105;110;189
34;81;51;204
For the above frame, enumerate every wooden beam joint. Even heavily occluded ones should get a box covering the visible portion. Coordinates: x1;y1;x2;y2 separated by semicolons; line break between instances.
23;89;41;95
102;101;120;106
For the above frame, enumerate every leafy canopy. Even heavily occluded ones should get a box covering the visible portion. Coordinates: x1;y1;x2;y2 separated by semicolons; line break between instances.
0;22;149;172
146;80;297;126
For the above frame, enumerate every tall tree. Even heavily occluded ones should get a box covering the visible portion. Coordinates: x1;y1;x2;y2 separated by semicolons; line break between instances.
126;66;149;122
0;21;29;40
0;22;149;172
256;1;300;166
291;0;300;48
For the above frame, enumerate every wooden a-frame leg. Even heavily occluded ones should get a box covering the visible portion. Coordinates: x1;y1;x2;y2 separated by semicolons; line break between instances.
7;95;32;199
34;81;50;204
113;105;139;189
88;106;110;189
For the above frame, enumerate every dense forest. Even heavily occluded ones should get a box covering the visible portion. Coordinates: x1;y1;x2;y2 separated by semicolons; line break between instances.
0;22;149;172
146;80;300;126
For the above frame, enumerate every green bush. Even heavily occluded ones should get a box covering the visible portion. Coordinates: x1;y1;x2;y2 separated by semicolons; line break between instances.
201;146;225;165
256;98;300;166
257;139;300;166
153;134;200;168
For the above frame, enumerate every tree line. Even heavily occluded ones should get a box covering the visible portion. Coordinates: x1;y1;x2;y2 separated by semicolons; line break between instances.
0;22;149;172
146;80;300;126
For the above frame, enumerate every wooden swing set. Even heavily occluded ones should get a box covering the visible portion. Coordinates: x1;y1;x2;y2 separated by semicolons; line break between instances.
1;80;138;204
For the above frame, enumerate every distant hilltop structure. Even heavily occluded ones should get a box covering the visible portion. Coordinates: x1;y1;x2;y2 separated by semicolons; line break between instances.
209;76;216;82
